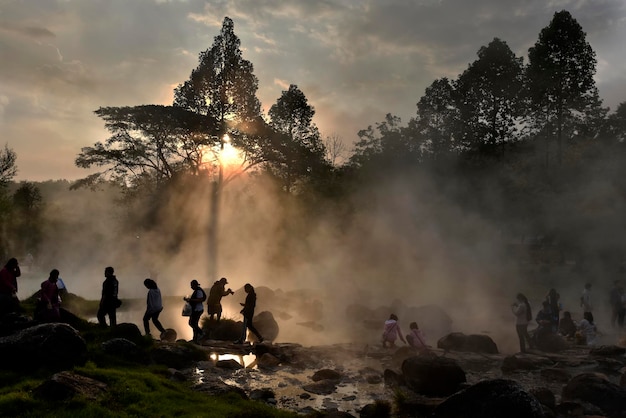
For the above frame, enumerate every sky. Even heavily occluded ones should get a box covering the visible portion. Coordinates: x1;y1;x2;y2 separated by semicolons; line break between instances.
1;0;625;181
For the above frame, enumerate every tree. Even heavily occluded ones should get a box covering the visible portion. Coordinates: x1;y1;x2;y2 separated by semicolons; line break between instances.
455;38;525;157
0;144;17;187
74;105;221;191
603;102;626;143
324;133;347;167
409;77;460;159
267;84;327;193
526;10;604;165
12;182;43;256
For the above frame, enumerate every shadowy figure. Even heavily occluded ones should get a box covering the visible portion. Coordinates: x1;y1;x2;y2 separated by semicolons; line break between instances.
533;301;554;348
546;288;561;332
235;283;263;344
39;269;61;322
0;258;21;315
97;266;119;327
610;280;622;328
207;277;234;322
511;293;533;353
143;278;166;337
578;311;598;346
184;279;206;343
406;321;428;351
580;283;593;315
558;311;577;339
382;314;406;348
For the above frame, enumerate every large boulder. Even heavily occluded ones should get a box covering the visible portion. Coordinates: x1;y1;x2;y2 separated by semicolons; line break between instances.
432;379;548;418
33;371;107;401
110;322;143;343
101;338;144;363
401;355;466;396
562;372;626;417
437;333;498;354
150;342;208;369
0;323;87;371
250;311;279;343
203;319;240;341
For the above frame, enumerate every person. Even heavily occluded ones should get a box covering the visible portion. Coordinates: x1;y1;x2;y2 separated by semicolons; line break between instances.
207;277;234;322
0;258;21;315
511;293;533;353
235;283;263;344
184;279;206;343
40;269;61;322
546;288;560;332
382;314;406;348
97;266;119;327
558;311;577;339
610;280;622;328
406;321;428;351
56;276;68;301
143;278;166;337
578;311;598;346
533;301;554;348
580;283;592;315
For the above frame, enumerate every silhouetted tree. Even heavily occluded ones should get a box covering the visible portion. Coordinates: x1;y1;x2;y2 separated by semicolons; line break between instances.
455;38;525;158
12;182;43;256
526;10;604;166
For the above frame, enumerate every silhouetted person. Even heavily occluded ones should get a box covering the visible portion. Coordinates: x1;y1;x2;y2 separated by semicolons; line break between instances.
511;293;533;353
40;269;61;322
578;311;597;346
97;266;119;327
207;277;234;322
533;301;553;348
382;314;406;348
406;321;428;351
143;278;166;337
558;311;577;339
0;258;21;315
184;279;206;343
235;283;263;344
546;288;560;332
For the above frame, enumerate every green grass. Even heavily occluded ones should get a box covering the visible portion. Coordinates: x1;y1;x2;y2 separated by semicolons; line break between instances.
0;362;299;418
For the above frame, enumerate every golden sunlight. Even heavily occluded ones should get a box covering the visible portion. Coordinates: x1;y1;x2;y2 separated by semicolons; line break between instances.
199;135;245;174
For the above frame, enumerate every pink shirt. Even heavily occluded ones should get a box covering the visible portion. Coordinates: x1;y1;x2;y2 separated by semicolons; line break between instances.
382;319;404;343
408;328;427;349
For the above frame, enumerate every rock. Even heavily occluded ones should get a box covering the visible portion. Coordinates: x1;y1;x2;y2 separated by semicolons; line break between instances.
539;367;572;383
110;322;143;343
401;355;466;396
257;352;281;369
192;375;248;399
0;323;87;371
529;387;556;410
562;372;626;417
203;319;240;341
0;313;32;337
33;371;107;401
383;369;404;387
501;354;554;373
589;345;626;357
101;338;143;362
251;311;279;343
432;379;548;418
437;333;498;354
534;333;566;352
303;380;338;395
250;388;275;401
312;369;343;382
160;328;177;342
365;374;382;384
216;358;243;370
150;342;207;369
359;401;391;418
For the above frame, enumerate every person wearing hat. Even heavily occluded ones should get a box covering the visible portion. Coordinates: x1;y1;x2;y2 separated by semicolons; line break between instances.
184;279;206;343
207;277;234;323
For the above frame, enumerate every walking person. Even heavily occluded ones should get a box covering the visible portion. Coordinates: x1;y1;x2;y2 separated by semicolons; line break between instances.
235;283;263;344
207;277;234;323
143;278;166;337
0;258;21;315
511;293;533;353
382;314;407;348
97;266;119;327
184;279;206;343
40;269;61;322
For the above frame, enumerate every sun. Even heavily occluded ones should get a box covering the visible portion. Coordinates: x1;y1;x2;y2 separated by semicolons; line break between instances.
199;135;245;174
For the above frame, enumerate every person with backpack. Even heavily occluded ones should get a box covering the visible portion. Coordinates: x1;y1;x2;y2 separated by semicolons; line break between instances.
511;293;533;353
184;279;206;343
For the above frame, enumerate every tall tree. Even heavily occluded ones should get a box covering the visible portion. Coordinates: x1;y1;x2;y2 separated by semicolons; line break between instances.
526;10;603;165
0;144;17;259
267;84;327;193
455;38;525;157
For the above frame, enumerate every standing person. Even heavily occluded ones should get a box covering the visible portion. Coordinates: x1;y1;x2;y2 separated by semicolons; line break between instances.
580;283;593;315
382;314;407;348
184;279;206;343
207;277;234;323
143;278;166;337
235;283;263;344
610;280;622;328
0;258;21;315
97;266;119;327
511;293;533;353
40;269;61;322
406;321;428;351
546;288;560;332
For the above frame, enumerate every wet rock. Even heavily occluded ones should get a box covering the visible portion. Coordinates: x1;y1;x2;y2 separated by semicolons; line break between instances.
432;379;547;418
257;352;281;369
501;353;554;373
101;338;142;362
216;358;243;370
192;375;248;399
303;380;338;395
529;387;556;410
0;323;87;371
160;328;177;342
589;345;626;357
110;322;143;343
250;388;275;401
312;369;343;382
402;355;466;396
562;372;626;417
437;332;498;354
383;369;404;387
539;367;572;383
299;392;311;399
365;374;382;384
33;371;107;401
166;368;186;382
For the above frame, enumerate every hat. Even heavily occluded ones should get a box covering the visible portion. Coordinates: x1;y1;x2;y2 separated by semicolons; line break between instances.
220;277;228;284
191;279;200;286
